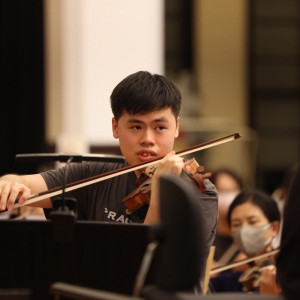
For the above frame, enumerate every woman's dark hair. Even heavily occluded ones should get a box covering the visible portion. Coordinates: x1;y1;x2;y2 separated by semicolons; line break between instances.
227;190;280;226
110;71;181;120
210;168;243;190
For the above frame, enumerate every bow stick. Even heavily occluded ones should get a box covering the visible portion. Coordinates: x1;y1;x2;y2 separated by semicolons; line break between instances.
210;248;279;276
11;133;241;209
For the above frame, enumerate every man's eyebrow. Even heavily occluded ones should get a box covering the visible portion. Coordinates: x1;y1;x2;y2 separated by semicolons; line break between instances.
127;117;169;123
127;119;143;123
153;117;169;123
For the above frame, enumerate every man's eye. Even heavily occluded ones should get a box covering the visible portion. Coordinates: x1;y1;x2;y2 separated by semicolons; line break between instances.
156;126;166;131
131;126;141;130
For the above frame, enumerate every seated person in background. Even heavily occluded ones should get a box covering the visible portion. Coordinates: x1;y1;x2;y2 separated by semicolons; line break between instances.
210;168;243;264
210;190;281;295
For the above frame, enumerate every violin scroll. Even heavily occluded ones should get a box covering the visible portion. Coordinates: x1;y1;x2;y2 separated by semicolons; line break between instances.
182;158;211;193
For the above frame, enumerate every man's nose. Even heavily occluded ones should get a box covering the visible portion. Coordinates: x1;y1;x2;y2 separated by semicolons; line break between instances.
140;129;154;145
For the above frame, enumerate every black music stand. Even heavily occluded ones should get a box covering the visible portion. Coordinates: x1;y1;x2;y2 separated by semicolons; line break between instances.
145;173;206;293
0;220;153;300
50;174;208;299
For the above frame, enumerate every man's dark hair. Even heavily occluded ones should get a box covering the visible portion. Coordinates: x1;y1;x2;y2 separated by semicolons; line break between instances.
110;71;181;120
227;190;280;226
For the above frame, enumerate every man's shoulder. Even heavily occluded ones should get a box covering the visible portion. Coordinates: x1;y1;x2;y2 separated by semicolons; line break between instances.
203;178;218;195
81;160;127;173
41;160;128;185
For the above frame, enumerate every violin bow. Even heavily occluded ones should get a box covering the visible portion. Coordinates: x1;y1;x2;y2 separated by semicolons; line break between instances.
210;248;280;276
12;133;241;209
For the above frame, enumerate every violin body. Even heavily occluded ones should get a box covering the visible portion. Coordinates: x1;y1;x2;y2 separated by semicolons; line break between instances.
122;178;152;213
238;257;275;292
122;158;211;214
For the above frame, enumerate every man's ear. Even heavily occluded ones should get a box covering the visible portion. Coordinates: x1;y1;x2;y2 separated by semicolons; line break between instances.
112;117;119;139
175;116;180;138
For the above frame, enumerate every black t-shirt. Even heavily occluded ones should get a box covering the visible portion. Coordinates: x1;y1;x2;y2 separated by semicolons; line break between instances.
41;161;136;223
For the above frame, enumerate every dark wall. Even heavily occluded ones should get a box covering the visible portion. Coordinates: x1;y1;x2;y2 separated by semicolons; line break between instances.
249;0;300;193
165;0;193;74
0;0;45;174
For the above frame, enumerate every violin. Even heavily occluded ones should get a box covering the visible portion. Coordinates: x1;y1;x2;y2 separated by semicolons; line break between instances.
122;158;211;214
238;254;276;292
210;249;280;293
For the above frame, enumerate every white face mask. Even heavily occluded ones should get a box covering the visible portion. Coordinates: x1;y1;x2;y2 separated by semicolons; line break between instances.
232;224;272;256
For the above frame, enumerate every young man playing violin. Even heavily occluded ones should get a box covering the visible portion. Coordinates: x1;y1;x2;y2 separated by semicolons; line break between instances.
0;71;217;233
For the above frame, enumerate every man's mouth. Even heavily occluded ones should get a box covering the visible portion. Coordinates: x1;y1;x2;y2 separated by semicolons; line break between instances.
141;153;153;157
137;150;156;161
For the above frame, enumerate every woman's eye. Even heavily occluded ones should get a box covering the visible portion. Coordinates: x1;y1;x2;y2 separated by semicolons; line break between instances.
247;217;260;225
231;223;240;229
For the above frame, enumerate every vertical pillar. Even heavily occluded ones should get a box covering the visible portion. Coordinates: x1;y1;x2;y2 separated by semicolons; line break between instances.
44;0;164;152
44;0;87;153
193;0;254;186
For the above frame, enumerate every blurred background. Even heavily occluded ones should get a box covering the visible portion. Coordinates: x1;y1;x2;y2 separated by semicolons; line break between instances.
1;0;299;194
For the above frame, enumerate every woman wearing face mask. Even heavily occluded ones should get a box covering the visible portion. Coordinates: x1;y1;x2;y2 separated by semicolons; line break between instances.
210;190;281;295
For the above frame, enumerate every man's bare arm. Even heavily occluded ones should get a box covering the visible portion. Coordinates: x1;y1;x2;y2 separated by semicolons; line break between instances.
0;174;52;211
